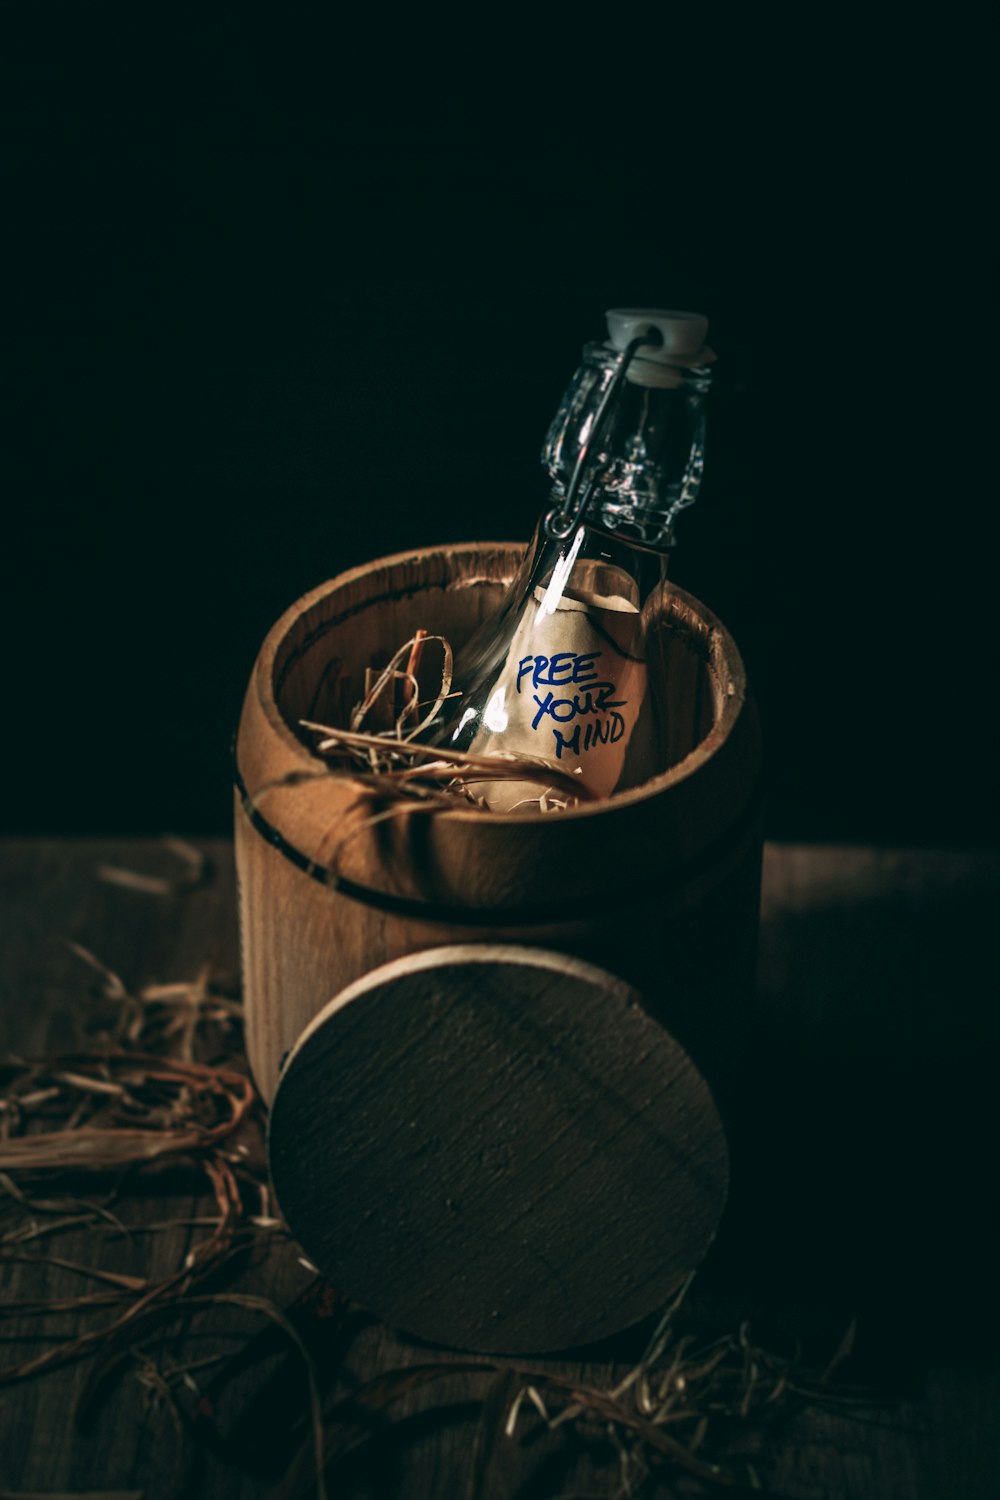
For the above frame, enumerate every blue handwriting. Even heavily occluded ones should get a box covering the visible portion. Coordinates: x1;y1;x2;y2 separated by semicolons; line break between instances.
516;651;628;760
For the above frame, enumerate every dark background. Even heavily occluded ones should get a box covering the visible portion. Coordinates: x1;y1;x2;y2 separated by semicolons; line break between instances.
2;10;992;843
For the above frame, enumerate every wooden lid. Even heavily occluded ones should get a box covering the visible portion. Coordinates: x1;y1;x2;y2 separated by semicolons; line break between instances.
267;945;728;1354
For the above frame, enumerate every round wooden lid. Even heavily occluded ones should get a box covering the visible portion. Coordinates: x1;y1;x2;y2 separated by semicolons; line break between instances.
267;945;728;1354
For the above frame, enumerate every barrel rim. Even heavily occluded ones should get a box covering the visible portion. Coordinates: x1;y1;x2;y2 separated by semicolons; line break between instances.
246;539;749;828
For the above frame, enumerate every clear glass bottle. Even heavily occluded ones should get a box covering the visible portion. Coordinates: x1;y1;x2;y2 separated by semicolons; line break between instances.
432;308;714;811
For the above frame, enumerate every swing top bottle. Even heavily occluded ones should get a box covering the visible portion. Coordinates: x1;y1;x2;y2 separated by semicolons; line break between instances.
434;308;715;809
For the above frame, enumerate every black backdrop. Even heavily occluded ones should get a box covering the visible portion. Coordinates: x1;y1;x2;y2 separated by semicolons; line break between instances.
2;11;993;842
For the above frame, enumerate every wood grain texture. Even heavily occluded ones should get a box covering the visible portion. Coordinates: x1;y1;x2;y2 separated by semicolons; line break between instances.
3;840;1000;1498
268;945;728;1354
235;542;763;1099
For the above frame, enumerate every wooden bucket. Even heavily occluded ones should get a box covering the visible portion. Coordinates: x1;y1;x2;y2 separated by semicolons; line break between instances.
234;541;762;1352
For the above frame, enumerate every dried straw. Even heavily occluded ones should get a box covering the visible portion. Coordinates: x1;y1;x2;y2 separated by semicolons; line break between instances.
0;918;333;1499
0;1057;253;1174
296;627;591;814
349;630;453;740
96;836;208;897
496;1279;867;1495
300;722;592;803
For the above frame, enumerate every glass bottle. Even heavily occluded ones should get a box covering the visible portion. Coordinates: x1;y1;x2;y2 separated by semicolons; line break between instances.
432;308;714;811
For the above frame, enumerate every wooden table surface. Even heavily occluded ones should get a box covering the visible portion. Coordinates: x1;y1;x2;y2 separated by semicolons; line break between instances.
2;839;999;1498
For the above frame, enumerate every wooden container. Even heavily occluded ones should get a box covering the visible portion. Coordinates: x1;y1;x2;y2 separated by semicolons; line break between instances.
234;541;762;1352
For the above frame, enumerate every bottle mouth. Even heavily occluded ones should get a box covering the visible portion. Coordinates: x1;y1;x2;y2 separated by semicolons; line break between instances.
604;308;715;388
595;338;716;389
606;306;710;354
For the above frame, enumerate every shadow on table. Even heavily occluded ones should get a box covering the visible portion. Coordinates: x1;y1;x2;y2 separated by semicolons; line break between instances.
702;852;1000;1374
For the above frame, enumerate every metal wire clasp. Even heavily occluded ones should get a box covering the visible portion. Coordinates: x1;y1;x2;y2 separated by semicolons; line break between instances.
543;329;663;541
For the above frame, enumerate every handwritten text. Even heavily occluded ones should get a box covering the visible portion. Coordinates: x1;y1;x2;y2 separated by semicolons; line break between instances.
516;651;628;759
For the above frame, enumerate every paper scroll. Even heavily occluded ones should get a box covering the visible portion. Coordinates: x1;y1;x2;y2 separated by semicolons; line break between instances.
469;583;649;812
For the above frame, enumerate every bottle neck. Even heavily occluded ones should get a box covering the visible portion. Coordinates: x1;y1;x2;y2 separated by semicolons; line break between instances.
522;521;668;623
542;343;711;551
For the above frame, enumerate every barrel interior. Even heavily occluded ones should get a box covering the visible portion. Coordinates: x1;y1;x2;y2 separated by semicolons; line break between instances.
646;591;721;770
272;547;723;780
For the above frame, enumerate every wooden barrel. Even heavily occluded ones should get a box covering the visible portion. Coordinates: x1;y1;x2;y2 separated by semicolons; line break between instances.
235;540;762;1351
235;541;762;1104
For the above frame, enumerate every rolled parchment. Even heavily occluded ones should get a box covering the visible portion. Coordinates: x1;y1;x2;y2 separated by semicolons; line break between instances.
470;583;648;812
